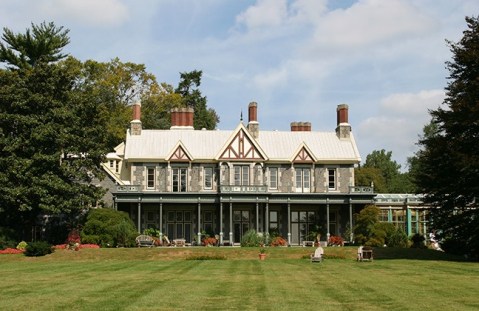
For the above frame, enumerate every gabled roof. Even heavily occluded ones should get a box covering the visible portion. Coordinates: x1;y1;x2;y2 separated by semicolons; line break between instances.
166;141;193;162
291;143;316;163
216;123;268;161
123;123;361;163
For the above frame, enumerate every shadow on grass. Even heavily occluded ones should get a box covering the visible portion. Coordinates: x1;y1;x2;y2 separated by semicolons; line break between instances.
373;247;469;262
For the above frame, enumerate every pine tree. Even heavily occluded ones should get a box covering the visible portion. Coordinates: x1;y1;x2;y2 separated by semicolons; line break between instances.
414;16;479;259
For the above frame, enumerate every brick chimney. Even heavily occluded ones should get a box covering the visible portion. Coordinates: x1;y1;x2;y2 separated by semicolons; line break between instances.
130;101;142;135
170;107;194;130
290;122;311;131
336;104;351;139
247;102;259;139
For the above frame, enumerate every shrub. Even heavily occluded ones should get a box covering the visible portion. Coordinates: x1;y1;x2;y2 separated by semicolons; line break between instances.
0;227;17;250
240;229;264;247
143;228;161;237
410;233;427;249
387;227;409;248
186;255;226;260
24;241;54;257
81;208;137;247
16;241;27;250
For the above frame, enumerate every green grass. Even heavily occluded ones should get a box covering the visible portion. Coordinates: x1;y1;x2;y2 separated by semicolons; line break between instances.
0;247;478;310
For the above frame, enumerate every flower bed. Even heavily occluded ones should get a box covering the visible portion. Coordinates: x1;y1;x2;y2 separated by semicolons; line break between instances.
0;248;24;254
328;235;344;246
270;236;287;247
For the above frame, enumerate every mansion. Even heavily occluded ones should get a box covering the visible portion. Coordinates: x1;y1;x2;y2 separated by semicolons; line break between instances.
102;102;422;246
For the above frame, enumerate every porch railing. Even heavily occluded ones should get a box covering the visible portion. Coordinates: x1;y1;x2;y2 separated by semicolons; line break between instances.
349;186;374;194
116;185;140;192
219;185;267;193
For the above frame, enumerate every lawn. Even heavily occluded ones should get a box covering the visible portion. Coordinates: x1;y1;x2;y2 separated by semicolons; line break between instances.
0;247;478;311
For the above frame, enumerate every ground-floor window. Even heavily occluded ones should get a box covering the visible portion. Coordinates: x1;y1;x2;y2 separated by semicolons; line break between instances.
291;211;316;245
410;209;428;235
392;210;405;231
166;211;192;243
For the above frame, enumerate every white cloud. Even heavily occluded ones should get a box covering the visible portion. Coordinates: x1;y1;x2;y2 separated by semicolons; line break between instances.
380;90;445;116
300;0;438;59
357;89;444;167
45;0;129;27
252;67;288;90
236;0;288;29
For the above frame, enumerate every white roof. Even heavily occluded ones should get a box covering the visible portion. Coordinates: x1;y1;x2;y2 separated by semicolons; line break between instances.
124;125;361;163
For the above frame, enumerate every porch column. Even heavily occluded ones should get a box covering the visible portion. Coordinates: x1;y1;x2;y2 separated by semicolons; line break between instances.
265;200;269;240
406;207;412;236
349;200;353;242
137;200;141;234
159;202;163;241
219;202;224;245
229;202;233;246
287;200;291;246
197;201;202;244
326;198;330;242
113;197;117;211
255;200;259;232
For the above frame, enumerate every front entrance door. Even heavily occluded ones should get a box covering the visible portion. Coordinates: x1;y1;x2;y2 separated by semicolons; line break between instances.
233;210;250;243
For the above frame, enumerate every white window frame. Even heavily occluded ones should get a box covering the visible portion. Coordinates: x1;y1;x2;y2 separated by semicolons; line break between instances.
295;167;311;193
233;165;249;186
172;167;188;192
269;167;278;190
204;167;213;190
328;168;337;190
146;167;155;190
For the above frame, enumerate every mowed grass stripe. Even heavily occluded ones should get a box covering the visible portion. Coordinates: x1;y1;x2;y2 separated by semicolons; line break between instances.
0;248;478;310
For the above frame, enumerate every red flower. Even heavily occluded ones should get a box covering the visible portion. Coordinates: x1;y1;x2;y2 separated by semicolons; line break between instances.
0;248;24;254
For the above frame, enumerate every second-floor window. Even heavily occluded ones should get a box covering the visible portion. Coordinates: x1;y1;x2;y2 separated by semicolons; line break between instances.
204;167;213;190
295;168;310;192
234;165;249;186
172;167;187;192
269;167;278;189
147;167;155;189
328;169;336;190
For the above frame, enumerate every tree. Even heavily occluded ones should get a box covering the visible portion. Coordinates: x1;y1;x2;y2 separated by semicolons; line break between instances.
0;22;69;69
76;58;160;148
0;24;109;240
355;167;387;193
361;149;413;193
175;70;219;129
414;16;479;259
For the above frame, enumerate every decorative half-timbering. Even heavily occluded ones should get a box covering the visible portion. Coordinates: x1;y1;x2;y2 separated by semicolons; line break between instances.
103;102;375;246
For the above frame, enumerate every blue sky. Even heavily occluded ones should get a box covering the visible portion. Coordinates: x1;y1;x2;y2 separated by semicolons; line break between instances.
2;0;478;169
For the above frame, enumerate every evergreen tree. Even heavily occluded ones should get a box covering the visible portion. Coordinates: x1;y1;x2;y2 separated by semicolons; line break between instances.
0;24;109;240
0;22;69;69
414;16;479;259
175;70;219;129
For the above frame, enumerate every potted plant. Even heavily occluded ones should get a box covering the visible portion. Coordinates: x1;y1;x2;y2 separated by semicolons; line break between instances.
259;247;266;260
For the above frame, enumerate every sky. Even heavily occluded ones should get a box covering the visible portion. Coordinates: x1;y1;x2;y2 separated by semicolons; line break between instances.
1;0;478;170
